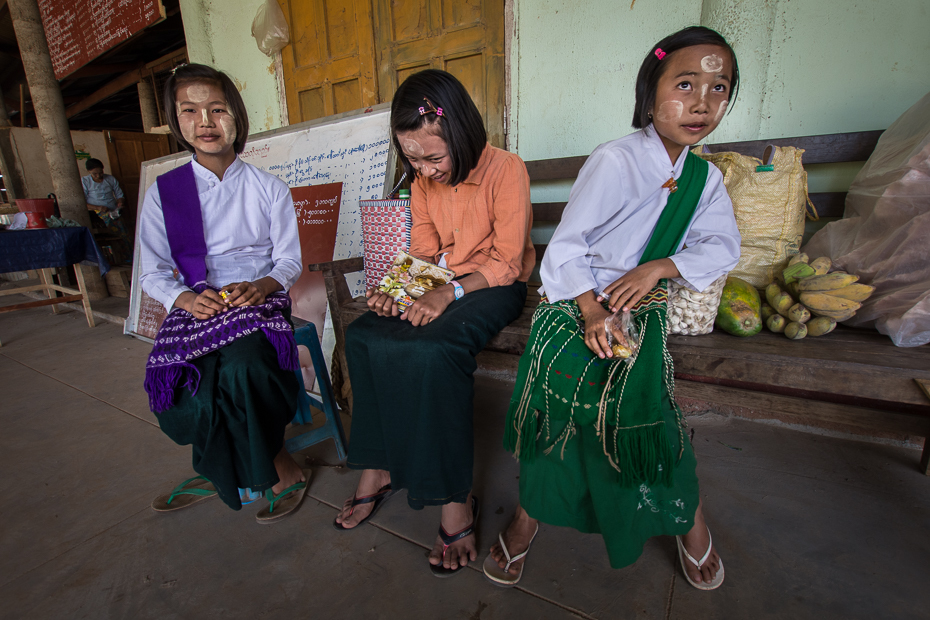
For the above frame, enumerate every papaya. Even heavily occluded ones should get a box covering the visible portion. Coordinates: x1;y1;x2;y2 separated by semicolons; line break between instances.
715;276;762;337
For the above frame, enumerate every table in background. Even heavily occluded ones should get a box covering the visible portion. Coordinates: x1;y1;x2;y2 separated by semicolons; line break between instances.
0;227;110;345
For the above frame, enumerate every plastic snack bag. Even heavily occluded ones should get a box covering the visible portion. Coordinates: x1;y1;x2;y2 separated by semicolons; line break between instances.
251;0;290;56
604;310;640;363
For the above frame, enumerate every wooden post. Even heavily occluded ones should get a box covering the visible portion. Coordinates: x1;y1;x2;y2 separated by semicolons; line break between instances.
8;0;107;298
19;83;25;127
137;78;160;133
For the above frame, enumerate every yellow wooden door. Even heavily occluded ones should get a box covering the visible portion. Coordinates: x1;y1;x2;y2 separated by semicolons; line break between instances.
279;0;380;124
373;0;505;147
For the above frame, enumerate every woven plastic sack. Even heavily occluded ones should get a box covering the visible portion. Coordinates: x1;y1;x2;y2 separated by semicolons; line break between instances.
695;145;813;288
666;274;727;336
360;198;411;289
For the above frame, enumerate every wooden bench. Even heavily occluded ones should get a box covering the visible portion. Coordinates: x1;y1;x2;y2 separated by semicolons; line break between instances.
310;131;930;474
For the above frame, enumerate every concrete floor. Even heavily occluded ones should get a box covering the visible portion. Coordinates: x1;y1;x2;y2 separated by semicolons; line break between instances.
2;303;929;620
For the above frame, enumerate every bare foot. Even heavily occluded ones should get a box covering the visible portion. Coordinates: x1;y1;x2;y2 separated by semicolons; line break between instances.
334;469;391;529
429;493;477;571
679;501;721;585
271;448;305;495
489;504;538;573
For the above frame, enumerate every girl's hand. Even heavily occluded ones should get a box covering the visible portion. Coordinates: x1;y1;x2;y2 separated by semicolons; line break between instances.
221;281;267;307
366;288;401;317
599;258;678;312
575;290;613;359
176;290;226;320
402;285;455;327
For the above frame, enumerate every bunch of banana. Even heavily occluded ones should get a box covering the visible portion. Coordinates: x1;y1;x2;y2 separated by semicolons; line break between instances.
761;254;876;339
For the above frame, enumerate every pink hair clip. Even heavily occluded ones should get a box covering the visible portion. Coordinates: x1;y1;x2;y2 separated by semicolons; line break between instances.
420;97;445;118
655;48;666;60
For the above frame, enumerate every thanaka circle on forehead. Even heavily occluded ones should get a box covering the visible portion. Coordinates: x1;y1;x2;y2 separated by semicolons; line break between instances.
402;138;424;157
701;54;724;73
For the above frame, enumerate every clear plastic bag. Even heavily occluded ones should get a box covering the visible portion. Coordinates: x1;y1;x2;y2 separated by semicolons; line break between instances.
604;310;641;363
251;0;290;57
802;91;930;347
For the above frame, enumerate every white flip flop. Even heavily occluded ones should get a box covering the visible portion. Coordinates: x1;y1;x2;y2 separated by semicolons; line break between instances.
676;527;725;590
483;524;539;587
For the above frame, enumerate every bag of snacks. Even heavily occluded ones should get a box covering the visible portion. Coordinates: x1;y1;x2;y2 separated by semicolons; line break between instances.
604;309;641;363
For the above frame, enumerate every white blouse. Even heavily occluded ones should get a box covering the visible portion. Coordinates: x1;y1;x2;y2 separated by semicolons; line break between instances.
540;127;741;303
138;156;302;312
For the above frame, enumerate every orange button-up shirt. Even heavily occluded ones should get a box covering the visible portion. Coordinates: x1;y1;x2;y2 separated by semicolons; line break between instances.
409;144;535;287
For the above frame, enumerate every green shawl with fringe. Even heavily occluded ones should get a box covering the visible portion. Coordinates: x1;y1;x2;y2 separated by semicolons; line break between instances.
504;152;709;488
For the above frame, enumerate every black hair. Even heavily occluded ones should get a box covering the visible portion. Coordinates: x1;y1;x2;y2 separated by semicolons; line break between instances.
163;63;250;155
632;26;740;129
391;69;487;187
85;158;104;171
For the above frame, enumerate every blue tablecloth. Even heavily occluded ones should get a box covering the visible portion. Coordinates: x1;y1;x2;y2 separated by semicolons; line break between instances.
0;227;110;276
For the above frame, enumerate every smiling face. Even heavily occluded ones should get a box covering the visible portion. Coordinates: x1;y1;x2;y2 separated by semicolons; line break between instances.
174;81;237;158
395;124;452;185
649;44;733;162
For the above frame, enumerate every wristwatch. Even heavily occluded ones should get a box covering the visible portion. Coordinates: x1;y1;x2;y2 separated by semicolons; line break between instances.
451;280;465;300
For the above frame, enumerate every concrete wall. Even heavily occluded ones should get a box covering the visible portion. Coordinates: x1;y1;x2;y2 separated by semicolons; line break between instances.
9;127;111;199
511;0;930;161
178;0;286;133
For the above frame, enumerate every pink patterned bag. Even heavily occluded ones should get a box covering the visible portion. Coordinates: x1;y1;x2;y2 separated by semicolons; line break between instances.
360;197;412;289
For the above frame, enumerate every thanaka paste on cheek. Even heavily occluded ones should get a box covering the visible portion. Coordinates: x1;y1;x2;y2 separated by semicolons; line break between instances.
218;115;237;143
656;101;683;123
701;54;724;73
714;100;729;122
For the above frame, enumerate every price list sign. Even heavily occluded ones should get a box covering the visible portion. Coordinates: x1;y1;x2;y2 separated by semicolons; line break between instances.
38;0;165;79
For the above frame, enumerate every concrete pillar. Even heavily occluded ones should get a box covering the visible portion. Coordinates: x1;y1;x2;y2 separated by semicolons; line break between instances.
9;0;107;298
138;79;160;133
701;0;778;142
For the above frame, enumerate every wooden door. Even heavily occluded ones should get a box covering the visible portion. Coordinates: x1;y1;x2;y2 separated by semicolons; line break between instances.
104;130;170;232
278;0;380;124
373;0;505;147
279;0;506;147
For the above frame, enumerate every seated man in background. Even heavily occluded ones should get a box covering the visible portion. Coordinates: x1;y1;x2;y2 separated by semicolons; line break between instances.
82;158;132;263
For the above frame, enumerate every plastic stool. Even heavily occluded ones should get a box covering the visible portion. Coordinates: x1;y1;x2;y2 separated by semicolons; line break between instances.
285;324;348;461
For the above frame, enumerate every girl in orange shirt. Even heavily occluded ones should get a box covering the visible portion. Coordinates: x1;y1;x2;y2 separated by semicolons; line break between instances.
333;70;535;578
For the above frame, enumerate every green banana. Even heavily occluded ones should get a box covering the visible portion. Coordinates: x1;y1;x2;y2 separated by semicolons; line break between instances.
807;316;837;337
785;322;808;340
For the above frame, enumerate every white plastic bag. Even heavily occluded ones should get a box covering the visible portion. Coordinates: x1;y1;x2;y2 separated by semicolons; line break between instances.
802;91;930;347
251;0;289;57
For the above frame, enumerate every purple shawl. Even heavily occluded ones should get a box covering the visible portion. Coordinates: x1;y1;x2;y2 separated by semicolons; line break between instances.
143;163;299;414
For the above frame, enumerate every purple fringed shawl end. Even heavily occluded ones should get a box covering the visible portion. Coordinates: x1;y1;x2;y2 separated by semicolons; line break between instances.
145;362;202;414
263;326;300;373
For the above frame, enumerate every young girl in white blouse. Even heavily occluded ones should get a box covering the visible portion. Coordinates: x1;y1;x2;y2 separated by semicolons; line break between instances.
485;27;742;590
138;64;310;523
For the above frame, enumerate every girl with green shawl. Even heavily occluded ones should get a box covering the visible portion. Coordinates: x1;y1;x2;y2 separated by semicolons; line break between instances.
483;27;742;590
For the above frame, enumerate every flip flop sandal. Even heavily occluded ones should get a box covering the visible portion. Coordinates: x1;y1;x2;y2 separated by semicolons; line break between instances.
151;475;217;512
430;496;480;578
255;468;313;524
482;523;539;587
676;527;725;590
332;484;395;531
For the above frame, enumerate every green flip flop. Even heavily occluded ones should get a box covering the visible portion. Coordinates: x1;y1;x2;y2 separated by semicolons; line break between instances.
255;468;313;524
151;475;217;512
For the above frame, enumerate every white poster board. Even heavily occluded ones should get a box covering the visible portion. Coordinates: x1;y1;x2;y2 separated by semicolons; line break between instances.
125;104;393;348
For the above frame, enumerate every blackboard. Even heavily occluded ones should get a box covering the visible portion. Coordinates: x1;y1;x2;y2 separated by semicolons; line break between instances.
125;103;395;345
38;0;165;79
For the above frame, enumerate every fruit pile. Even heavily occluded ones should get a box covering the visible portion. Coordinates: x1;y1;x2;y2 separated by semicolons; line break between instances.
761;254;875;340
